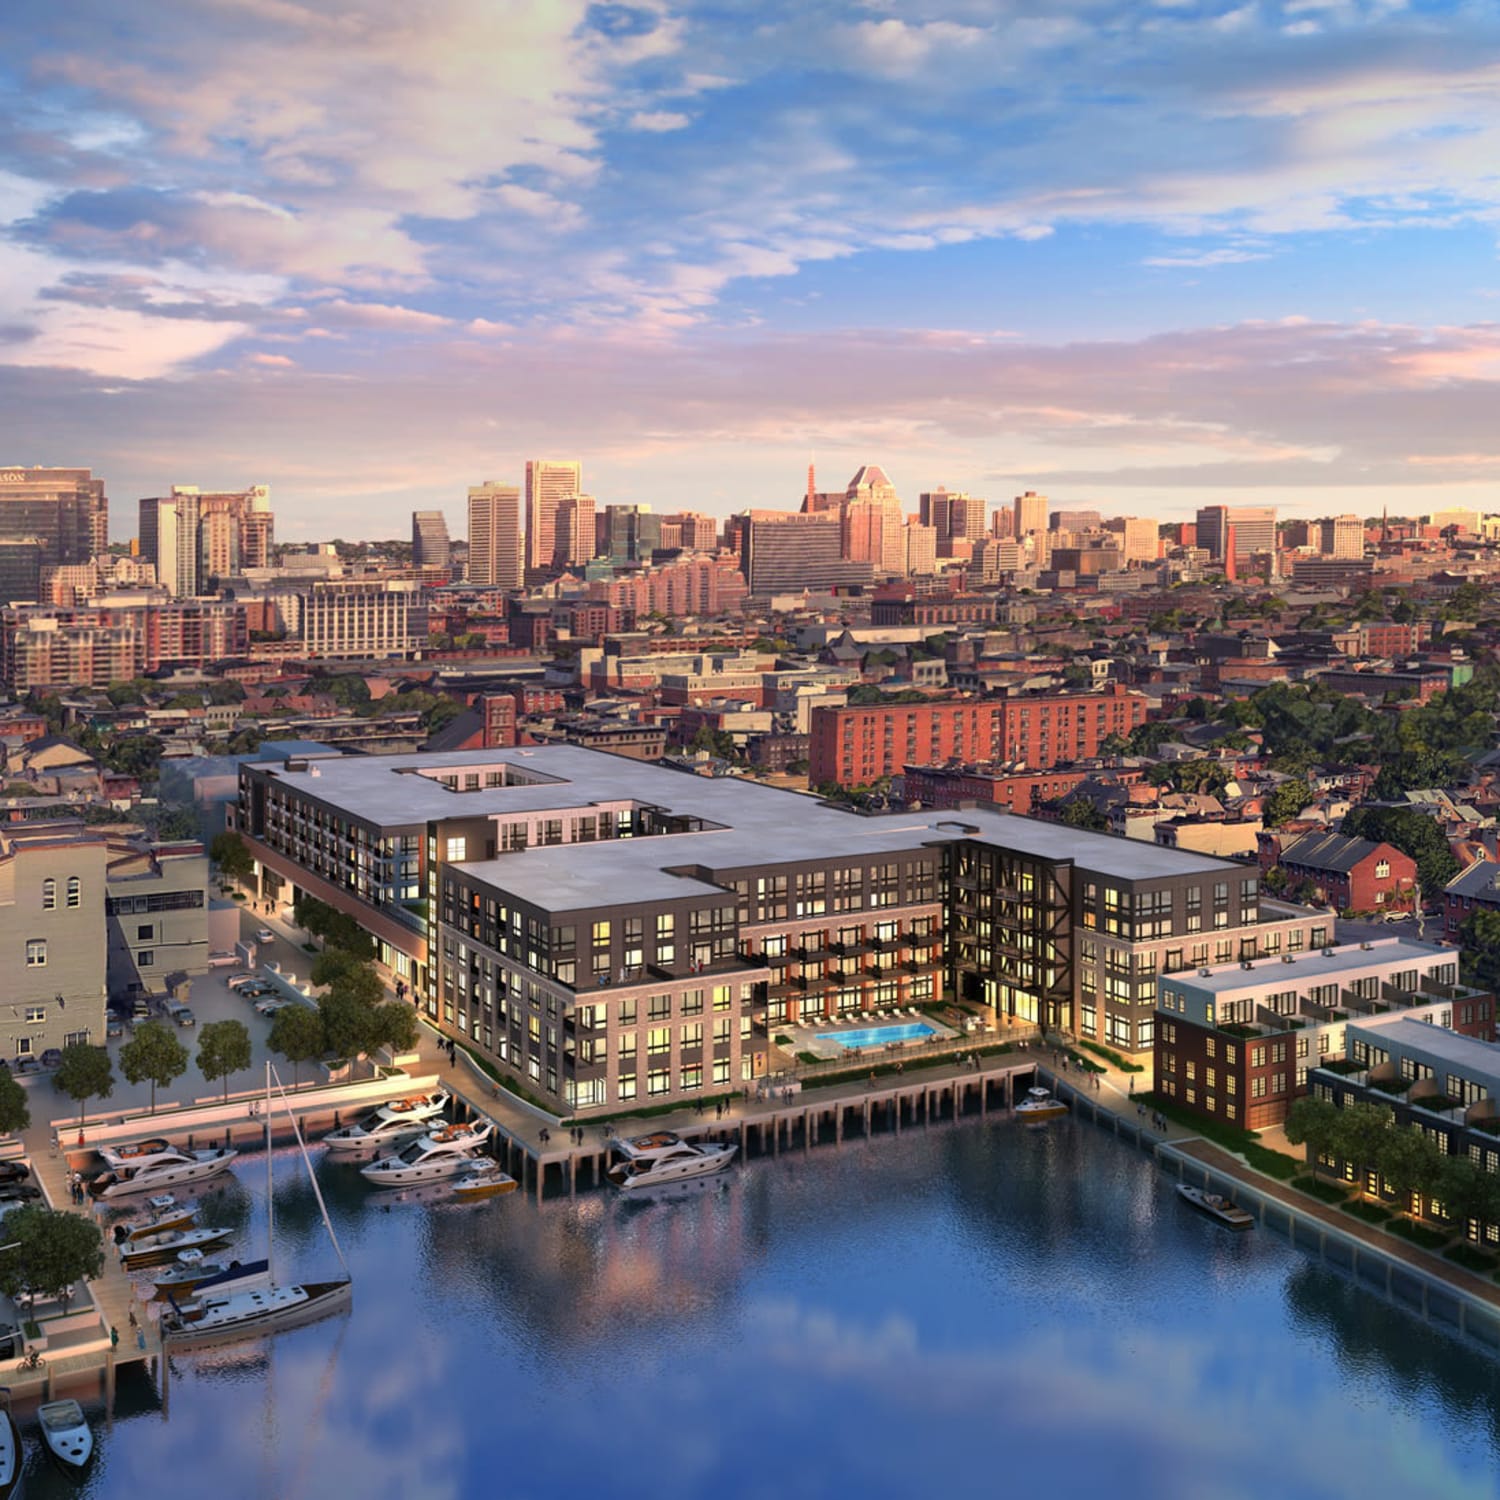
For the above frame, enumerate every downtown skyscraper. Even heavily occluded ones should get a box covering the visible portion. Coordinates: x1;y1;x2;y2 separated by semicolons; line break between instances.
523;459;584;574
467;482;522;589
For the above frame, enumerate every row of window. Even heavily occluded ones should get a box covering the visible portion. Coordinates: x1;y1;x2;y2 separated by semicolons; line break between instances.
40;877;82;911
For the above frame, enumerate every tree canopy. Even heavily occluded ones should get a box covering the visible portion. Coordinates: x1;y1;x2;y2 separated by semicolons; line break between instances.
1342;805;1459;892
268;1003;325;1085
197;1020;253;1103
0;1071;30;1137
53;1043;113;1128
210;830;256;884
0;1207;104;1306
119;1021;189;1114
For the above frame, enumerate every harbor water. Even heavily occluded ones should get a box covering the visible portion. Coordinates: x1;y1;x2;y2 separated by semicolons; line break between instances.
20;1111;1500;1498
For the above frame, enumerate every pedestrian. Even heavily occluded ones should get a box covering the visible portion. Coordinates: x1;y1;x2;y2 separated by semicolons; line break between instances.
110;1325;119;1350
128;1308;137;1330
1128;1077;1135;1096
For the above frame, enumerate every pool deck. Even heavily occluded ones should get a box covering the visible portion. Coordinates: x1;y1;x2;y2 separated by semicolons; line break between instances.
784;1013;957;1061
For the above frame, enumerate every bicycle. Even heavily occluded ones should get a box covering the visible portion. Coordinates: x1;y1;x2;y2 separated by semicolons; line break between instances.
19;1347;42;1372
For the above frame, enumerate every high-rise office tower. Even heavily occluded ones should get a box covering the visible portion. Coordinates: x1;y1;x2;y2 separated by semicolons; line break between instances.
553;493;596;571
524;459;583;573
0;467;107;564
1108;516;1161;564
1197;505;1276;570
920;489;986;555
1049;508;1102;533
140;485;273;594
1014;490;1048;538
741;512;874;594
412;510;452;569
467;482;522;589
844;465;905;573
139;490;203;597
905;520;938;576
1318;515;1364;559
601;504;661;565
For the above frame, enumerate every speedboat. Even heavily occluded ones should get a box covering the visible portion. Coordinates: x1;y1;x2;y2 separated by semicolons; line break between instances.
119;1224;234;1269
323;1089;451;1153
606;1131;737;1191
1176;1184;1254;1231
1015;1087;1068;1121
98;1138;172;1169
160;1279;353;1352
111;1193;197;1243
89;1146;238;1200
451;1159;517;1201
37;1399;92;1472
0;1395;19;1499
359;1120;493;1186
154;1254;269;1300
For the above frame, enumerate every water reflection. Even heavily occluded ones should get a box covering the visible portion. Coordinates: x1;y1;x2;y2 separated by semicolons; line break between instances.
15;1115;1500;1498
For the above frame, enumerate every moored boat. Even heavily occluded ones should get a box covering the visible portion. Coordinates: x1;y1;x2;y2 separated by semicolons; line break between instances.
0;1394;20;1499
359;1119;493;1187
1176;1184;1254;1231
37;1399;92;1472
154;1254;269;1300
160;1062;352;1354
90;1146;238;1200
1015;1086;1068;1121
606;1131;737;1191
111;1193;197;1243
119;1224;234;1269
451;1158;517;1201
322;1089;451;1153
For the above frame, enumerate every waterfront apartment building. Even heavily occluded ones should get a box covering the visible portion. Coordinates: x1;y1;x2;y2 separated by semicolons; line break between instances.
0;823;109;1061
0;595;247;691
467;482;522;590
808;684;1149;788
1155;939;1492;1130
298;579;428;659
232;747;1326;1118
412;510;452;571
0;467;107;566
524;460;584;574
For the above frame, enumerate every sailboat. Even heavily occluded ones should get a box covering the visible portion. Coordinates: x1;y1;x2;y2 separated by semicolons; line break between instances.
160;1064;352;1351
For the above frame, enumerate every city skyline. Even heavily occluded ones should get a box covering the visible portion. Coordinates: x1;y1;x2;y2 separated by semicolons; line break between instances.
6;4;1500;535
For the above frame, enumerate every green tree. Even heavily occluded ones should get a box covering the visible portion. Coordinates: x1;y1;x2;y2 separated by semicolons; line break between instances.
119;1021;189;1115
0;1207;104;1308
294;896;375;960
268;1003;325;1086
209;831;255;884
369;1002;418;1055
1057;798;1109;832
53;1043;113;1130
1331;1100;1394;1196
1460;908;1500;995
1283;1095;1343;1178
1263;780;1314;829
311;950;385;1006
197;1019;253;1103
318;989;380;1064
1375;1126;1441;1204
0;1071;30;1137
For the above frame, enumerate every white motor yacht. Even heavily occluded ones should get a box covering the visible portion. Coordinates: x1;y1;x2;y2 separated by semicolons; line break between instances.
323;1089;451;1153
451;1158;517;1201
119;1224;235;1269
37;1400;92;1472
111;1193;197;1244
89;1145;238;1200
1015;1087;1068;1121
0;1395;20;1499
359;1120;493;1186
606;1131;737;1191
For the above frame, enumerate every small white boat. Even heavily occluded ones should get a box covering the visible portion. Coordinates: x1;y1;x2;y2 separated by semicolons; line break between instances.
154;1254;269;1300
98;1138;172;1170
90;1146;239;1200
1015;1087;1068;1121
451;1159;517;1201
37;1399;92;1472
111;1193;197;1244
0;1395;20;1499
359;1120;493;1186
606;1131;737;1191
119;1224;234;1269
323;1090;451;1153
1176;1184;1254;1231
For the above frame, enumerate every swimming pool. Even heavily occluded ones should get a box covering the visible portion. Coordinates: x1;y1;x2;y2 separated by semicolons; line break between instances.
813;1021;936;1050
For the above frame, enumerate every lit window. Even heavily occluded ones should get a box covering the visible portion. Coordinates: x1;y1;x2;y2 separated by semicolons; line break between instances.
445;837;467;862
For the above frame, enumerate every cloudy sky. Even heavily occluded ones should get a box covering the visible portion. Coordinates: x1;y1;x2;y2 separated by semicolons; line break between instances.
5;0;1500;538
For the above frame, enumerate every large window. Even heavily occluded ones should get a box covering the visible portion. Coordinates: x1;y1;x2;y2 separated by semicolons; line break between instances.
25;940;45;968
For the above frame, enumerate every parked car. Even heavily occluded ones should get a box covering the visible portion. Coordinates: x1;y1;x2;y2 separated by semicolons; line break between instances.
237;984;274;1001
254;996;292;1016
131;997;153;1019
0;1163;31;1187
226;973;258;990
39;1049;62;1070
255;928;275;945
1383;911;1412;924
171;1007;196;1028
11;1058;39;1077
105;1017;123;1040
0;1184;42;1204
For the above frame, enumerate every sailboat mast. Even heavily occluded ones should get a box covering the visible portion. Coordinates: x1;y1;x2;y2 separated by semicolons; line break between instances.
265;1060;275;1286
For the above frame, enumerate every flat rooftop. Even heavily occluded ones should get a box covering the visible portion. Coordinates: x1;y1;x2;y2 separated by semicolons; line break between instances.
1346;1015;1500;1076
248;743;1246;898
1162;938;1456;997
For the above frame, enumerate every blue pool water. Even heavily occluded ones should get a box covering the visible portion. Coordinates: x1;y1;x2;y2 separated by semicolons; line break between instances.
815;1021;936;1049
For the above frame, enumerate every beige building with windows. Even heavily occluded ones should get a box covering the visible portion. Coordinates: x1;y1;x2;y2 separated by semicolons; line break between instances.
105;837;210;1000
0;824;108;1061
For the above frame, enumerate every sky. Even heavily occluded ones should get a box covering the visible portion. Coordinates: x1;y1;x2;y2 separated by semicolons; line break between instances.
5;0;1500;539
